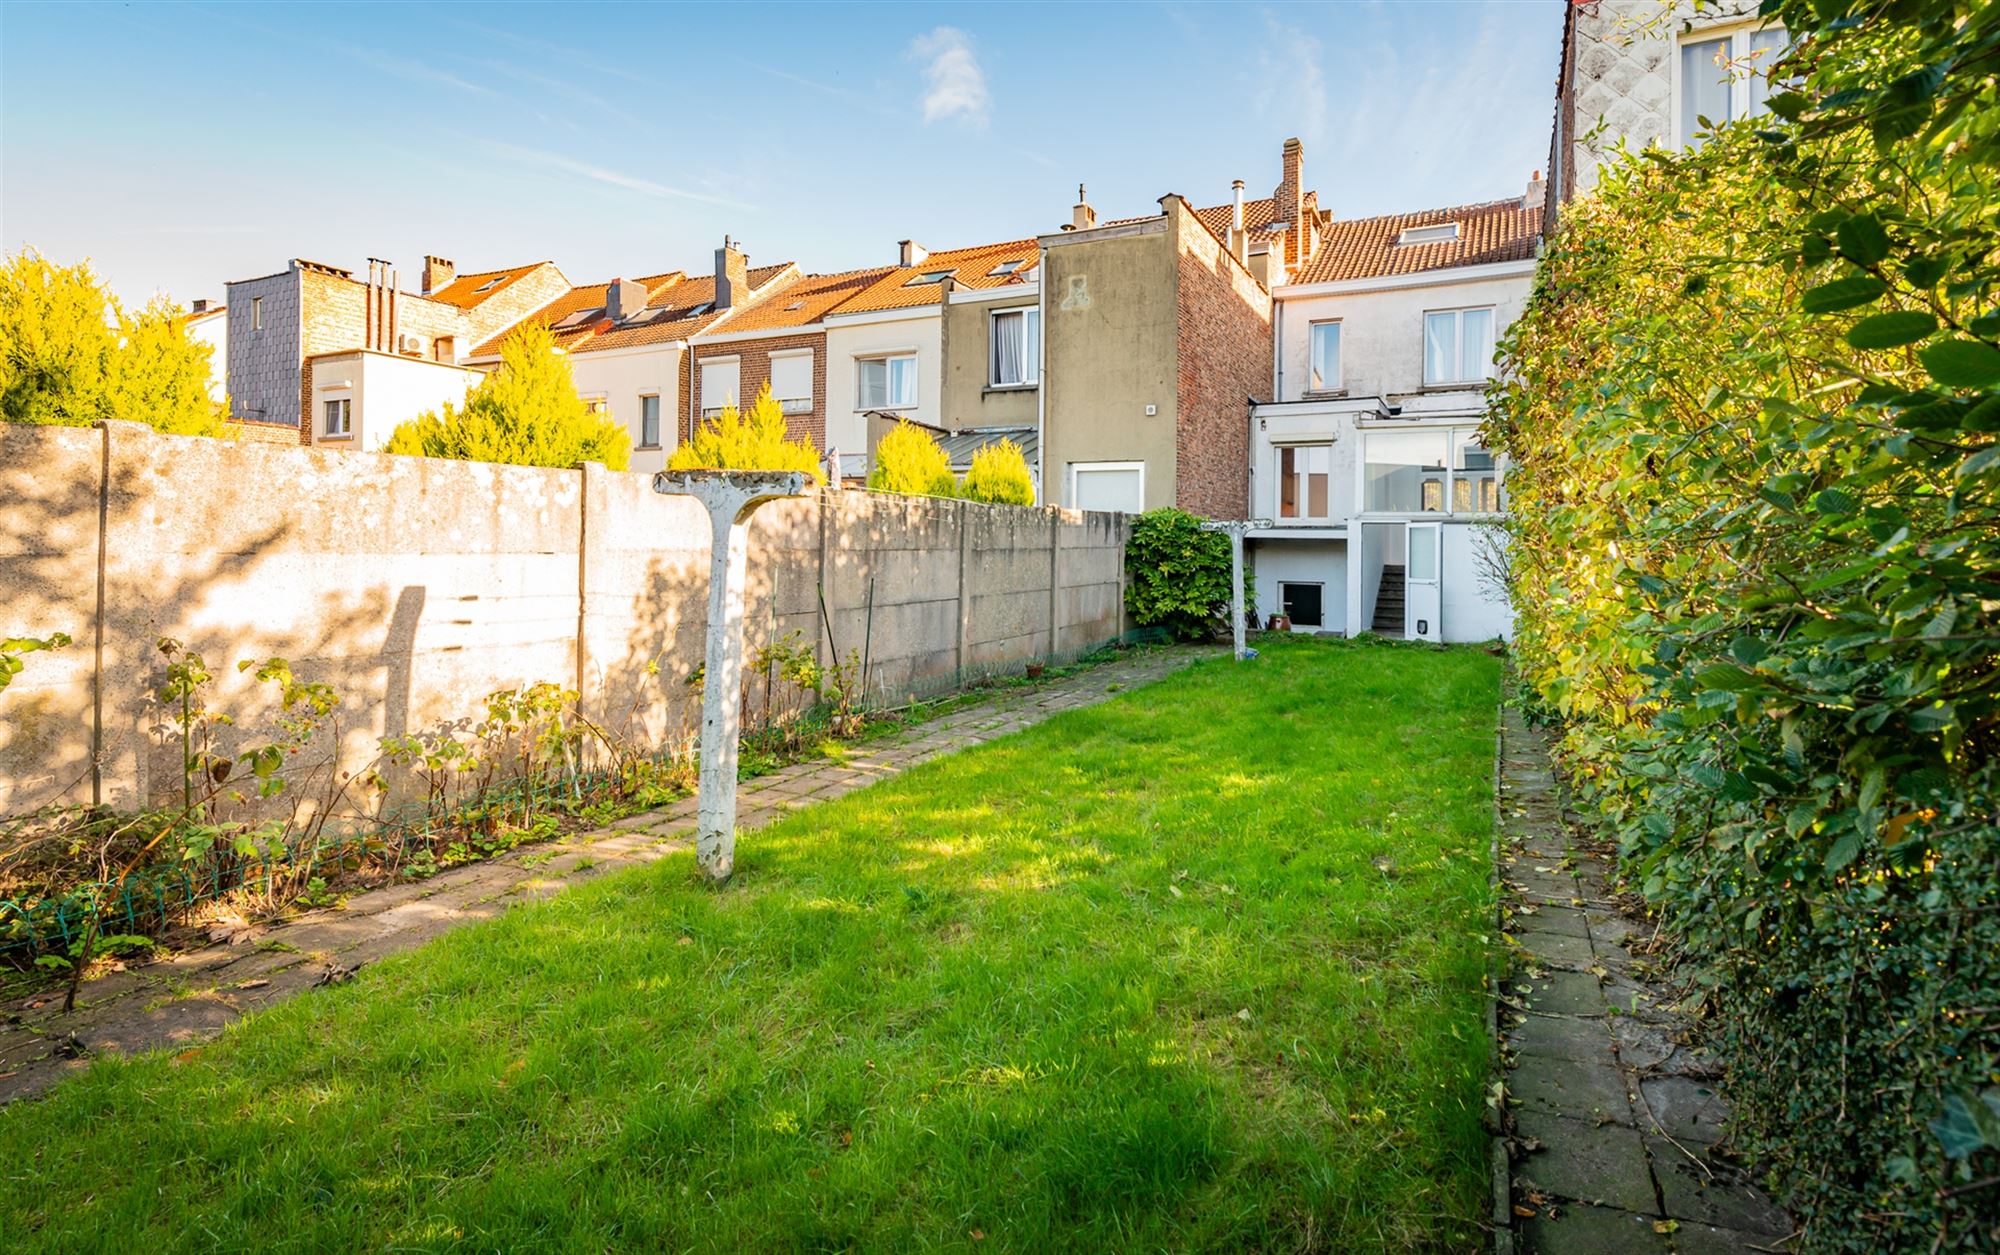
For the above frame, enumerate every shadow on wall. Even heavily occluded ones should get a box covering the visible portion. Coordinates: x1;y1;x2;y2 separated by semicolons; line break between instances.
1;423;1129;819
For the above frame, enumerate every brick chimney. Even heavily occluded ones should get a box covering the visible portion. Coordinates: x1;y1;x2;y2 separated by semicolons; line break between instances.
1071;184;1097;232
422;256;455;294
714;235;748;310
900;240;927;266
1273;138;1307;274
607;277;648;322
1523;168;1547;214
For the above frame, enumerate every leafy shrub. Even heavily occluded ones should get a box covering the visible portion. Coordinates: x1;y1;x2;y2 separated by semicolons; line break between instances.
0;251;222;436
867;420;957;497
386;324;630;470
669;381;824;483
1124;509;1233;641
1490;2;2000;1247
958;438;1035;505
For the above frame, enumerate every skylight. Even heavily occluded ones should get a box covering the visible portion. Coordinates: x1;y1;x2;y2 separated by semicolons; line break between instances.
904;270;952;287
786;300;806;311
987;259;1024;276
553;307;604;329
474;276;506;293
686;302;713;316
1398;223;1460;245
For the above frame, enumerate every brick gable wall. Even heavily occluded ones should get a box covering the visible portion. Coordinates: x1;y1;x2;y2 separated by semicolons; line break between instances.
296;270;466;443
1170;200;1269;519
457;265;572;348
686;332;829;452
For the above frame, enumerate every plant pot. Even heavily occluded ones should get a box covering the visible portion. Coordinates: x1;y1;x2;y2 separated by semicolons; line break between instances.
1025;663;1046;680
1267;614;1292;633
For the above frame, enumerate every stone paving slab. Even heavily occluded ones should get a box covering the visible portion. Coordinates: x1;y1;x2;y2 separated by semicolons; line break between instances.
0;645;1212;1105
1496;702;1795;1254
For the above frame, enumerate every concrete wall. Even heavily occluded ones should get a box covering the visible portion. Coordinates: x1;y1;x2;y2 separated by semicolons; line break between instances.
0;422;1129;816
824;310;943;463
940;288;1040;432
1041;221;1179;510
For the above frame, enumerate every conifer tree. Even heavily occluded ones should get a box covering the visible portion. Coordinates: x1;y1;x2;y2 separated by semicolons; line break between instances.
866;419;957;497
385;324;630;470
668;380;824;483
957;438;1034;505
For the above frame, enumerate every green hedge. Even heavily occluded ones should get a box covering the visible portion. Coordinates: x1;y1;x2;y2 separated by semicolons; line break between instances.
1489;2;1999;1249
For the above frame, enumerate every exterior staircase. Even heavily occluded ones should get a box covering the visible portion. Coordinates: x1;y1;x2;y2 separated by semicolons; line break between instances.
1372;565;1406;637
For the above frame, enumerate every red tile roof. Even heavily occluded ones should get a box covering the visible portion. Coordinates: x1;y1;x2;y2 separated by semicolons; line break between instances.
832;239;1041;314
427;262;554;309
1291;198;1539;284
705;266;899;334
471;263;797;357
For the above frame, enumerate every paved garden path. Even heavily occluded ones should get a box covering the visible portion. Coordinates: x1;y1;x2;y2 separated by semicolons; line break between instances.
0;646;1213;1105
1495;701;1795;1253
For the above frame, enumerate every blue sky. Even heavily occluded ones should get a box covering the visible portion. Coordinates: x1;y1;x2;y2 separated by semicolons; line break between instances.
0;1;1564;306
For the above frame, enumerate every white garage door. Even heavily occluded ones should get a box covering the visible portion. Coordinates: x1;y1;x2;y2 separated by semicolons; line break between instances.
1071;462;1144;513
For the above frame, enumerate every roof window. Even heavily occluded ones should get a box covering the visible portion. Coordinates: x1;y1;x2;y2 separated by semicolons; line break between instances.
1398;223;1460;245
904;270;952;287
474;276;506;293
553;307;604;329
987;259;1025;276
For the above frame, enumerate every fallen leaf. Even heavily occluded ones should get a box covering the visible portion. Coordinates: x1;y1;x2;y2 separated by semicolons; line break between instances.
969;1230;985;1241
235;979;270;990
1514;1204;1538;1218
1234;1007;1252;1022
1652;1220;1679;1234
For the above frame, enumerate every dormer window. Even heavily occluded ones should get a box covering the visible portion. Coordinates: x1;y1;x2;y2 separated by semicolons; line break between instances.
1398;223;1460;246
903;270;952;287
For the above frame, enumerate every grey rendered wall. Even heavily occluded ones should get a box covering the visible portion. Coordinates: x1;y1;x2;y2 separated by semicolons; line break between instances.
0;423;1130;815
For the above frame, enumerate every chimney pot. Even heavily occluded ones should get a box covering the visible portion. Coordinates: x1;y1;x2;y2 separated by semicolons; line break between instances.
191;298;209;314
1071;183;1097;232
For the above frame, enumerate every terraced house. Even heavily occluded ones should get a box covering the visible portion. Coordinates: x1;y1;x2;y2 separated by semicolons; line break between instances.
224;254;569;448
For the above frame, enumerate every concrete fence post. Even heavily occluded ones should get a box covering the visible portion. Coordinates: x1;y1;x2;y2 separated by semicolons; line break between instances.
652;470;806;884
955;501;971;680
1047;508;1061;661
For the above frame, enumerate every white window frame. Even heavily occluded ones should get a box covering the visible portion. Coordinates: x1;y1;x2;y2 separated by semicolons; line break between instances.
582;394;609;416
1307;320;1342;394
639;393;661;448
1068;460;1146;513
1277;581;1326;629
768;349;814;415
321;396;351;439
1422;305;1496;387
1397;223;1459;245
1674;19;1791;151
856;352;918;412
1275;441;1335;522
251;296;263;332
1357;423;1507;518
989;307;1040;388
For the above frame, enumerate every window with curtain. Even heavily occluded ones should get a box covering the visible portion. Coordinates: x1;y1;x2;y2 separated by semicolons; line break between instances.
1423;307;1494;386
640;395;660;447
1308;322;1341;392
770;352;812;414
858;354;917;409
990;308;1039;386
322;397;350;437
1681;24;1790;148
1364;429;1450;512
1278;444;1332;519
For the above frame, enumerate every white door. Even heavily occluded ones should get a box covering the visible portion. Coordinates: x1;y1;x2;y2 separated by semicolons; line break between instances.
1405;521;1442;642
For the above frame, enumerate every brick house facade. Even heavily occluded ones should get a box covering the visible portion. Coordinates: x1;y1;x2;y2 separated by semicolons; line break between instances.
1170;196;1268;518
685;331;830;451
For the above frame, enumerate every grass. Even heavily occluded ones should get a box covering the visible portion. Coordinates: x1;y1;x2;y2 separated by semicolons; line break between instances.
0;636;1502;1252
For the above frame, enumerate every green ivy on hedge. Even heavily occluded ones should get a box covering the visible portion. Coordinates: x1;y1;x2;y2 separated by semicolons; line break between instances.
1490;1;1999;1249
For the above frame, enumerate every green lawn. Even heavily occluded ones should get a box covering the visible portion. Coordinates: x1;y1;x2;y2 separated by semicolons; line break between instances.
0;637;1501;1252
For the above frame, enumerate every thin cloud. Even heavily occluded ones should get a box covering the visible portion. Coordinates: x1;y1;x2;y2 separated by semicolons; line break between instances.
482;142;753;211
909;26;991;126
1254;12;1326;144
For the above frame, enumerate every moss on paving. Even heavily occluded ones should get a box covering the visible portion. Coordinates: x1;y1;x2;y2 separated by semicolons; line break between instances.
0;636;1501;1252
